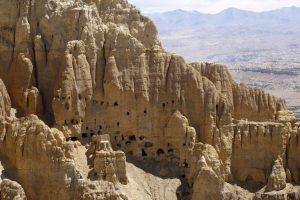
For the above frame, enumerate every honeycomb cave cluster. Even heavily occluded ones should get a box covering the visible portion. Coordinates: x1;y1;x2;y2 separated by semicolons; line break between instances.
0;0;299;199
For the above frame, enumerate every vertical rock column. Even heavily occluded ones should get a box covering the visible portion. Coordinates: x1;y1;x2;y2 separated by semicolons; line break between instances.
0;79;11;117
6;0;42;117
88;134;128;184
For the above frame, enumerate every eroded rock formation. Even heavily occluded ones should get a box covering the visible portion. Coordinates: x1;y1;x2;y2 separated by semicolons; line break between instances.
0;0;299;199
0;79;11;118
88;134;128;184
0;179;27;200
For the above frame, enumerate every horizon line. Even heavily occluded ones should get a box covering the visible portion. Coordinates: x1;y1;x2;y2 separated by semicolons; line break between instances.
142;6;300;15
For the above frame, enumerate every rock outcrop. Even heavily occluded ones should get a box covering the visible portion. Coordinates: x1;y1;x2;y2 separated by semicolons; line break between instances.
287;122;300;183
0;179;27;200
0;0;299;199
231;121;289;184
0;115;81;199
0;115;127;200
189;143;225;200
88;134;128;184
0;79;11;118
267;157;286;192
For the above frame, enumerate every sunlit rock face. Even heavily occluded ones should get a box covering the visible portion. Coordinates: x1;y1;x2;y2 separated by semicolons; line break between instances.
0;0;299;199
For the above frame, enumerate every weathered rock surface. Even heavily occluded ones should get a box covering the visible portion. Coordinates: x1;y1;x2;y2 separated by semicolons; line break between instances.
189;145;225;200
88;134;128;184
0;179;27;200
0;79;11;118
0;0;299;199
0;115;127;200
231;121;289;184
267;157;286;192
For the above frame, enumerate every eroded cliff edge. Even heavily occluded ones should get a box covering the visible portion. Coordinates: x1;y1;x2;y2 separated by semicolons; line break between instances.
0;0;299;199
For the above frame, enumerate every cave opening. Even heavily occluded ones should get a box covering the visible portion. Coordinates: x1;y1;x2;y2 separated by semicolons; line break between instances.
156;149;165;156
65;102;70;110
139;136;145;141
129;135;136;141
66;137;79;142
184;160;189;168
142;149;148;156
168;149;174;153
144;142;153;148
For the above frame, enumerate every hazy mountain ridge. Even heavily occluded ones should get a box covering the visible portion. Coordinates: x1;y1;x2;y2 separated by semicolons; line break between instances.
148;7;300;32
146;7;300;116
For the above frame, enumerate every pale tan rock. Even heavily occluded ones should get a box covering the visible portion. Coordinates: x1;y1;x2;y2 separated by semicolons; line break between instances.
266;157;286;191
189;143;224;185
231;120;289;184
74;180;123;200
188;143;227;200
190;62;234;104
119;162;181;200
52;40;93;126
0;179;27;200
0;79;11;117
0;115;126;200
191;62;287;122
232;83;285;121
0;115;76;199
0;0;287;139
6;52;42;117
164;110;196;164
0;0;299;199
88;134;128;184
191;156;224;200
288;124;300;183
276;110;296;121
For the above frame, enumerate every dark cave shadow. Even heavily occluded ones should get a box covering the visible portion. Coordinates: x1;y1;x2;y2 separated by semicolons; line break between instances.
0;154;18;181
87;169;98;181
228;179;266;193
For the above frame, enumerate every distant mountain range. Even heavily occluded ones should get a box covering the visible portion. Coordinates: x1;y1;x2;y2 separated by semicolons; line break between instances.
146;7;300;117
147;7;300;33
145;7;300;63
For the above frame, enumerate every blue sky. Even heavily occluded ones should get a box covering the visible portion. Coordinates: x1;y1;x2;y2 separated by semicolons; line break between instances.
128;0;300;13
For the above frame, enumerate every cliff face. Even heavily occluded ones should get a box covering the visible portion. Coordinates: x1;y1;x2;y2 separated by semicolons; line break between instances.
0;80;11;118
0;0;299;199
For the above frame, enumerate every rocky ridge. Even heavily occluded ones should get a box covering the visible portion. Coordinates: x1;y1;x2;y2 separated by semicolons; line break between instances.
0;0;299;199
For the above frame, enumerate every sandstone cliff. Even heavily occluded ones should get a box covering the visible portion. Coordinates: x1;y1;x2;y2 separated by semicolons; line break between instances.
0;0;299;199
0;79;11;118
